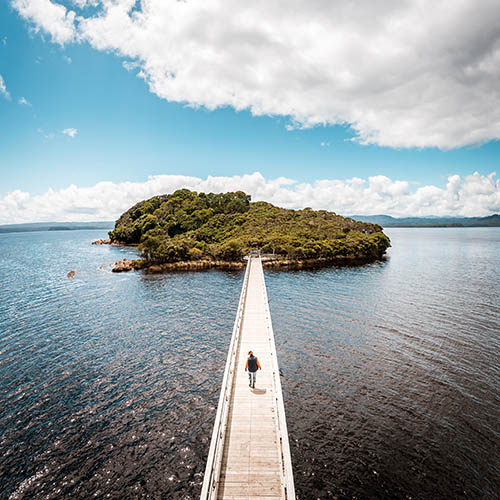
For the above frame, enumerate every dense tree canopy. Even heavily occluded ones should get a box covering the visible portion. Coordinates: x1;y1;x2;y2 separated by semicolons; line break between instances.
109;190;390;264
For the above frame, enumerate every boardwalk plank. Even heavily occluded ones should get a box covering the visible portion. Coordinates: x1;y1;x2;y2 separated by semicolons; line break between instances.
216;258;284;499
201;257;294;500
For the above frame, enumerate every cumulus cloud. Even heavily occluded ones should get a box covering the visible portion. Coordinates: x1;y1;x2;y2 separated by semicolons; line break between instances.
0;74;11;100
62;127;77;137
122;60;140;72
71;0;98;8
1;172;498;224
11;0;500;149
12;0;76;45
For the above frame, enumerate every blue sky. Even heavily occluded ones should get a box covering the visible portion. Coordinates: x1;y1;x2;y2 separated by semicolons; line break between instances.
1;0;499;222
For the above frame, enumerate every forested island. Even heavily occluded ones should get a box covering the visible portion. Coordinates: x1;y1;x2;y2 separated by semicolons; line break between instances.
107;190;390;272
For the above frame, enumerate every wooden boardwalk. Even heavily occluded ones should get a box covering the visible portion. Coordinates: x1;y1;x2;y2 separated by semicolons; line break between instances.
201;256;295;500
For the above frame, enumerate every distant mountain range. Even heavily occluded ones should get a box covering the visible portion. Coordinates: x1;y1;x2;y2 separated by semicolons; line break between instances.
1;215;499;233
0;221;114;233
350;214;500;227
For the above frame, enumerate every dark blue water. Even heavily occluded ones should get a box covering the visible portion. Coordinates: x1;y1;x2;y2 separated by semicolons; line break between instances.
0;228;499;499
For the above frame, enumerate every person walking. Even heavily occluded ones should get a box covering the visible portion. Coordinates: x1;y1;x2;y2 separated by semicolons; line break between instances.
245;351;261;388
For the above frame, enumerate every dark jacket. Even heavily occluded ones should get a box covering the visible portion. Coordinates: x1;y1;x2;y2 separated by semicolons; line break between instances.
246;355;261;373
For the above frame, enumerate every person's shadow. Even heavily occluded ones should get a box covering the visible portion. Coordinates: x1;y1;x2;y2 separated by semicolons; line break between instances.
251;388;267;395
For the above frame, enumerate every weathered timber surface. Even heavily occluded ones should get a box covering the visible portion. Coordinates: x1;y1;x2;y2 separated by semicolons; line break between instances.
201;257;295;500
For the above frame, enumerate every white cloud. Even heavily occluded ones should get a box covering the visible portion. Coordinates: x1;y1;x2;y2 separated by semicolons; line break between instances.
1;37;7;45
320;142;330;147
62;127;77;138
1;171;498;224
12;0;76;45
122;60;139;72
12;0;500;149
18;96;31;106
63;55;72;63
0;74;11;100
71;0;98;8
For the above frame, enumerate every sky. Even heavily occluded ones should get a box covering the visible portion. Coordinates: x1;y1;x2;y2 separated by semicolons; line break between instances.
1;0;499;223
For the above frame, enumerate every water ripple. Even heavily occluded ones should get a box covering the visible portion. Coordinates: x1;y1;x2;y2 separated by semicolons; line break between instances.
0;228;499;499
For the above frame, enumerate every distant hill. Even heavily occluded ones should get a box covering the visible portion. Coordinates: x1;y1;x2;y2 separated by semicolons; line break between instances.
350;214;500;227
0;221;114;233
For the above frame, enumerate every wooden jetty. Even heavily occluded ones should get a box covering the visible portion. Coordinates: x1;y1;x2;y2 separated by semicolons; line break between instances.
200;255;295;500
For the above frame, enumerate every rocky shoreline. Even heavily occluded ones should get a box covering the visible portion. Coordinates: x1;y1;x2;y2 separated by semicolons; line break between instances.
110;255;386;273
92;238;137;247
111;258;144;272
94;240;387;274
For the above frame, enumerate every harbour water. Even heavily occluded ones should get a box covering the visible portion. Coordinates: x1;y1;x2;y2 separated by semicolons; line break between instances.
0;228;499;499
